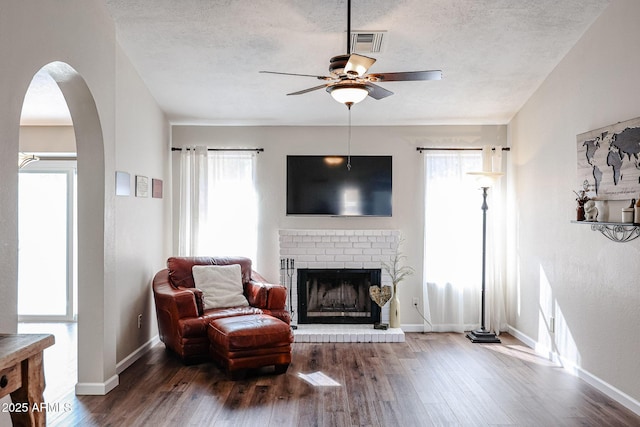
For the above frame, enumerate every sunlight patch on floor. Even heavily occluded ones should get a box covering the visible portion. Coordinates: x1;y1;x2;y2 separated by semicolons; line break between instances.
297;371;341;387
485;343;559;367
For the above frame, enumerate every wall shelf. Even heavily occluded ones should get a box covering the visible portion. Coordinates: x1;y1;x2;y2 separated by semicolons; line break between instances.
572;221;640;242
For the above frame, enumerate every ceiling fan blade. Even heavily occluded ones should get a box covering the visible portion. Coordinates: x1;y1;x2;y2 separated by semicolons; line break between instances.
344;54;376;77
366;83;394;100
287;84;330;96
260;71;332;81
367;70;442;82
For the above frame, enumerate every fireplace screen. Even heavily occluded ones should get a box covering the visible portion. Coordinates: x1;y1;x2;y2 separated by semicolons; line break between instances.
297;269;381;324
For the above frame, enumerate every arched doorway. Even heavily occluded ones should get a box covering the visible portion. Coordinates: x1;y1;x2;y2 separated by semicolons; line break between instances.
19;61;118;395
19;66;78;403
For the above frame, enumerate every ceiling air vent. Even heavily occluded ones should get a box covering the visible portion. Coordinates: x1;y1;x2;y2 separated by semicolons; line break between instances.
350;31;386;53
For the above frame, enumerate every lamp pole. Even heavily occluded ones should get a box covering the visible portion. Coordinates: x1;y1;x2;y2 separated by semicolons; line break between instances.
466;186;501;343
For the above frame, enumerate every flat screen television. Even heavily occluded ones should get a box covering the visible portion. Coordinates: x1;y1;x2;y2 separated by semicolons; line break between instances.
286;155;392;216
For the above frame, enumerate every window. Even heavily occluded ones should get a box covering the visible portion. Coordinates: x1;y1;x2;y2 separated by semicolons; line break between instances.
423;149;507;333
178;148;257;266
423;151;483;332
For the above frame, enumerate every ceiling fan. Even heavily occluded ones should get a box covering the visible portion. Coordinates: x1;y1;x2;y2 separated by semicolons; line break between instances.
260;0;442;108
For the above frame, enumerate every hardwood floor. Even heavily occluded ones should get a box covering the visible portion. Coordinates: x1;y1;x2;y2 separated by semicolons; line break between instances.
46;332;639;426
17;322;77;404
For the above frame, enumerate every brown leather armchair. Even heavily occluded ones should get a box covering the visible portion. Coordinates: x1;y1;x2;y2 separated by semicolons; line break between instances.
153;256;290;364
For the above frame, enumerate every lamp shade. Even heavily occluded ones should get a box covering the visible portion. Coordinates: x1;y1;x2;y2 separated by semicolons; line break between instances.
467;171;503;188
327;84;369;105
467;145;503;187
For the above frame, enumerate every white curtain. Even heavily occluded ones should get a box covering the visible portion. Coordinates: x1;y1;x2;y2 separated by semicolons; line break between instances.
178;146;209;256
423;149;507;333
486;148;507;334
178;147;258;266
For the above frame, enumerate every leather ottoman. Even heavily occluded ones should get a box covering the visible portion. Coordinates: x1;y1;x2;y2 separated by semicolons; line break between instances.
207;314;293;378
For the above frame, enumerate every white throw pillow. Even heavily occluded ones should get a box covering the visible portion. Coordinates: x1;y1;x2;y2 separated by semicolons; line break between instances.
191;264;249;310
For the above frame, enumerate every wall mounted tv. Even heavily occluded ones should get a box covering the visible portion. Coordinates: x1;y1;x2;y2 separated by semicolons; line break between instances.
286;155;392;216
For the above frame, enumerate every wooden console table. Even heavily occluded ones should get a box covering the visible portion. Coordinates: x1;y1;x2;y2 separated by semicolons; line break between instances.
0;334;55;427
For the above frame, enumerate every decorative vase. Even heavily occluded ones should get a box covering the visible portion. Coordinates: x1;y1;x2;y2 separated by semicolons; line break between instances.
389;284;400;328
594;200;607;222
576;204;585;221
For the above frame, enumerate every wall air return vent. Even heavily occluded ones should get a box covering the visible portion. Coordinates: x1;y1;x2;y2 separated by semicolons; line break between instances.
350;31;386;53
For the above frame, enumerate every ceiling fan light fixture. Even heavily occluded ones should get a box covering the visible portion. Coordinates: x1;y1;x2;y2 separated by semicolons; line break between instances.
327;84;369;105
260;0;442;103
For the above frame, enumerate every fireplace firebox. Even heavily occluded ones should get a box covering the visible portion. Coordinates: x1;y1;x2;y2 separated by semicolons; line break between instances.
297;269;381;324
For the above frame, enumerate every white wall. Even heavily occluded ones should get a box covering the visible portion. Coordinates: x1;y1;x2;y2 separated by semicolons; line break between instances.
509;0;640;407
20;126;76;152
0;0;169;401
114;46;170;364
172;124;506;327
0;2;117;387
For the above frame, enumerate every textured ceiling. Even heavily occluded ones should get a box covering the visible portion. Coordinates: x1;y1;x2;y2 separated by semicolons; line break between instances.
21;0;610;126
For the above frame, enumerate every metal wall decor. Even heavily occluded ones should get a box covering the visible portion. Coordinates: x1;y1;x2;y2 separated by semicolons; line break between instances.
572;220;640;242
577;116;640;200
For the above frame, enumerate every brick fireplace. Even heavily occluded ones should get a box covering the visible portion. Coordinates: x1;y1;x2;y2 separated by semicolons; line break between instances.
279;229;404;342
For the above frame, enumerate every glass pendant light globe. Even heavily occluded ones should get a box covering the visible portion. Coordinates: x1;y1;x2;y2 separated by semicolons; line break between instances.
327;84;369;105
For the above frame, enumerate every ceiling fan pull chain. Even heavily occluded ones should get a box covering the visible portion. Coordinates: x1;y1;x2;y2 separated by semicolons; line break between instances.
347;103;352;170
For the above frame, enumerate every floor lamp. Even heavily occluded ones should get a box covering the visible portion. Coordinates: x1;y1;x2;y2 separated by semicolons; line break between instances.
466;170;502;343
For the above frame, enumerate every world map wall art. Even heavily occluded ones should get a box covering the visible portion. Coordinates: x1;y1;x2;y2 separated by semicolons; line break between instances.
577;116;640;200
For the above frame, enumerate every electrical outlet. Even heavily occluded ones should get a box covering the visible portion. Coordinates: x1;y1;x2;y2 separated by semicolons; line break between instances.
412;297;419;307
137;314;143;329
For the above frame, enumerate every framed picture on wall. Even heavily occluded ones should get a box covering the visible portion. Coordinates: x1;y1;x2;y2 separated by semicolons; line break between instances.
115;171;130;196
135;175;149;198
152;179;163;198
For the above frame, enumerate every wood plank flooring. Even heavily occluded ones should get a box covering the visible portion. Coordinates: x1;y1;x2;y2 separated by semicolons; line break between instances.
17;322;77;405
46;332;640;426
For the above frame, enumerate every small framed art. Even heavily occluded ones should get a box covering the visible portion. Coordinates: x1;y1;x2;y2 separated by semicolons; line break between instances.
115;171;130;196
152;179;163;198
135;175;149;197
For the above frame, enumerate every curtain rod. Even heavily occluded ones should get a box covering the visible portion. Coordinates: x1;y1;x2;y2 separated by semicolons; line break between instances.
171;147;264;153
32;155;77;161
416;147;510;153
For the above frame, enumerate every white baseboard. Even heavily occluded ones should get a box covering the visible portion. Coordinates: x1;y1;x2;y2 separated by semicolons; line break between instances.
75;374;119;396
116;335;161;374
74;335;159;396
575;364;640;416
507;324;640;416
401;323;426;333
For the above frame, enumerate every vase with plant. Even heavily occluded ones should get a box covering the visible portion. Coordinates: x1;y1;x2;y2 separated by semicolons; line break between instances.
381;237;414;329
574;188;590;221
